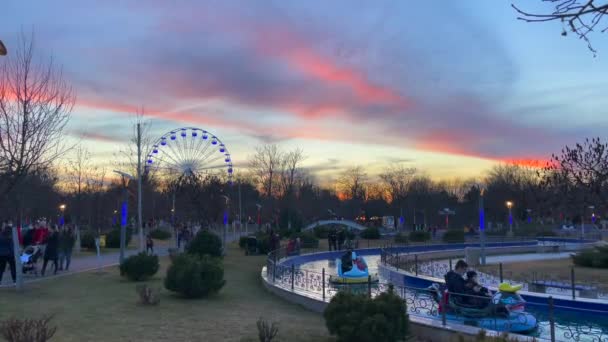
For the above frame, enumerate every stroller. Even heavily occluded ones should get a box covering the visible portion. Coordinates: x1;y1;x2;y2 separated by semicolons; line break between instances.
21;245;43;275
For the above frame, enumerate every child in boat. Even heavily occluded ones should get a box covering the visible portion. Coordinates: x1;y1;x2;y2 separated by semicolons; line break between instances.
465;271;491;308
354;257;366;271
465;271;490;297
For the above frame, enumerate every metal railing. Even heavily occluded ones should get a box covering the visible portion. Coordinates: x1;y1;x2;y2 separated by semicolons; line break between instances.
381;249;607;300
265;246;608;341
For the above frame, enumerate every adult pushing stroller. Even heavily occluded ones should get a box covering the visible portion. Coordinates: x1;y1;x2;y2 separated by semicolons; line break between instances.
21;245;43;275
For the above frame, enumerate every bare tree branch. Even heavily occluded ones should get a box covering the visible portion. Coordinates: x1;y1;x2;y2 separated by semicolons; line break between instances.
0;32;74;200
512;0;608;55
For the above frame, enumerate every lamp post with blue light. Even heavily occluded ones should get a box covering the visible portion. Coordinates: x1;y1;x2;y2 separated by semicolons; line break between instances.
222;195;230;255
113;170;134;264
478;185;486;265
59;204;66;227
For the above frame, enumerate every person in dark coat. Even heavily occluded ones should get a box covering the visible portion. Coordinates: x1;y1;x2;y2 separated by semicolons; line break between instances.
42;226;59;276
0;225;16;284
445;260;468;304
58;227;75;271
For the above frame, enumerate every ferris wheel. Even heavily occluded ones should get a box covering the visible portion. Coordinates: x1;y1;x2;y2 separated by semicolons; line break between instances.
145;127;233;183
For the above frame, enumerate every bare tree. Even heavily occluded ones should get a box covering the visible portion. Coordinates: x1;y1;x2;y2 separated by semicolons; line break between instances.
115;110;154;177
278;148;305;199
337;166;367;200
0;33;74;200
379;165;417;204
249;144;282;197
512;0;608;55
541;137;608;208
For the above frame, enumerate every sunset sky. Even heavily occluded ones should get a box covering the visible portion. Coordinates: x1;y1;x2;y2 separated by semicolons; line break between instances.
2;1;607;183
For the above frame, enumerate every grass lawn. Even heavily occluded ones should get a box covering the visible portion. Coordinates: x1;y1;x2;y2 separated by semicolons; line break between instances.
0;243;331;342
477;258;608;291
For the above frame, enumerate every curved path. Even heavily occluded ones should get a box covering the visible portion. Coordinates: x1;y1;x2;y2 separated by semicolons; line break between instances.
0;230;245;288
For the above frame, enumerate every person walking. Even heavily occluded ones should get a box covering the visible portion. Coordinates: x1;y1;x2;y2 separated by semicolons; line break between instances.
42;226;59;276
58;226;75;271
146;234;154;254
0;225;16;284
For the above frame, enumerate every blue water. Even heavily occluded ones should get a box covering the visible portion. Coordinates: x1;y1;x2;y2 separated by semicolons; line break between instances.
296;255;608;342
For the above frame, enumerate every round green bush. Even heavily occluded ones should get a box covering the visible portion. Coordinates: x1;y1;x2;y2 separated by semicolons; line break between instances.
394;233;408;244
149;229;172;240
164;254;225;298
105;227;133;248
324;286;408;342
408;231;431;242
120;252;160;281
238;236;248;249
81;231;96;250
186;230;223;258
573;246;608;268
290;231;319;248
442;230;465;243
256;234;271;254
361;227;381;240
313;226;331;239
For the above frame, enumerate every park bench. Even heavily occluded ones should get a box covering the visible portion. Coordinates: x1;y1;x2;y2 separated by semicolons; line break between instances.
529;280;598;299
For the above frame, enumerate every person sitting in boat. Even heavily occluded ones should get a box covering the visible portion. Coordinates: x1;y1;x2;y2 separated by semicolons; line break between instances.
464;271;491;308
445;260;468;304
354;256;367;271
341;249;354;273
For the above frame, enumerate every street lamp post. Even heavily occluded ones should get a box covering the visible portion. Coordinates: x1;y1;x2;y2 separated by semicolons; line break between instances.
113;170;133;264
582;205;595;240
438;208;455;230
506;201;514;237
256;204;262;231
478;185;486;265
59;204;66;227
222;195;230;255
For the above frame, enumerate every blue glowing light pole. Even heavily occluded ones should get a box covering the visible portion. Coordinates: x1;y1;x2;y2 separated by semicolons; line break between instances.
221;195;230;255
526;209;532;224
479;187;486;265
120;199;128;263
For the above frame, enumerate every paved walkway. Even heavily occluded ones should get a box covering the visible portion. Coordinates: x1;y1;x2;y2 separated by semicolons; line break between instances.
0;230;246;288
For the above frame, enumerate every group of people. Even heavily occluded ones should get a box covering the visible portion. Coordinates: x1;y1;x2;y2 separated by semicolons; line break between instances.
0;221;76;283
285;237;301;255
445;260;491;307
328;228;352;251
175;224;194;249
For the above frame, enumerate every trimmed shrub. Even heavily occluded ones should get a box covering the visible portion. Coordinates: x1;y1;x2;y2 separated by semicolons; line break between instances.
186;230;223;258
313;226;331;239
290;231;319;248
324;285;408;342
255;232;272;254
408;231;431;242
81;231;96;250
442;230;465;243
573;246;608;268
149;229;171;240
120;252;160;281
164;254;225;298
361;227;381;240
394;233;408;244
239;236;249;249
105;227;133;248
